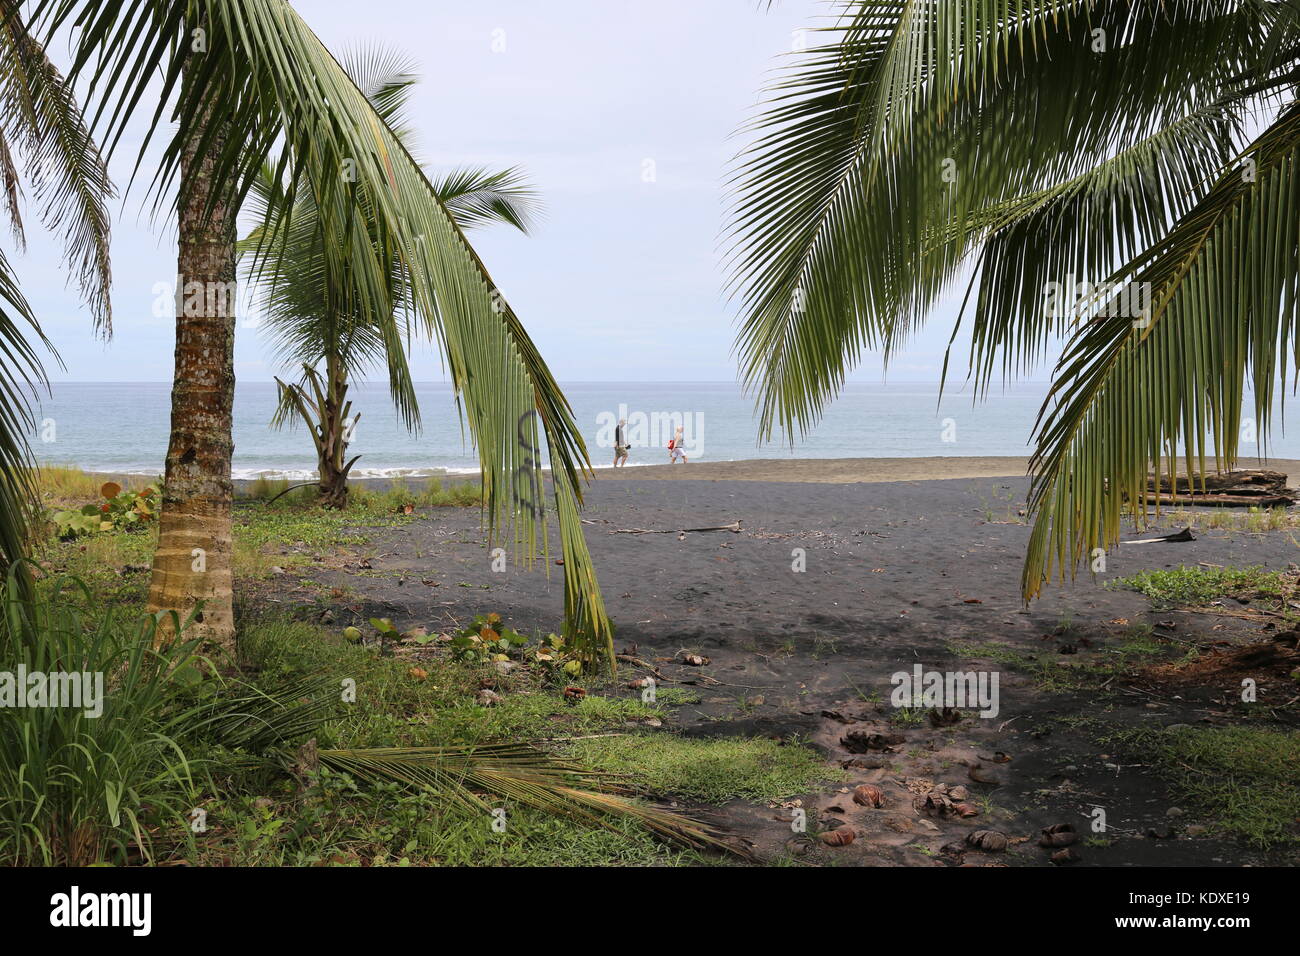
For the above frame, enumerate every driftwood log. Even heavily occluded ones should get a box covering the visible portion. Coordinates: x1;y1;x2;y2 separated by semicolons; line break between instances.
608;521;742;535
1144;469;1297;508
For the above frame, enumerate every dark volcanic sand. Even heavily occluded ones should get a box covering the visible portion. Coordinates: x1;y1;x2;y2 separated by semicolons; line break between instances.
253;474;1300;866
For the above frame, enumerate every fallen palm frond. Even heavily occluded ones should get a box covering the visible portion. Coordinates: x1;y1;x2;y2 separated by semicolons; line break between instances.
316;743;747;858
194;673;746;857
186;674;340;753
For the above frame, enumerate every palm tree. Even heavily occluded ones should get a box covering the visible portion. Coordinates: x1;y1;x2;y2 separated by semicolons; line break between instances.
242;49;540;509
729;0;1300;599
34;0;612;665
0;0;112;587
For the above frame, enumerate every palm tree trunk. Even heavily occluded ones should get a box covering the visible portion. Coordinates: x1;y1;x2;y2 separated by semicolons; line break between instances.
316;354;351;509
147;54;237;652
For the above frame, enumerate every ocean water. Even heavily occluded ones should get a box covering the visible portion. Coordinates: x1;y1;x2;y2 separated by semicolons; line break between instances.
25;380;1300;478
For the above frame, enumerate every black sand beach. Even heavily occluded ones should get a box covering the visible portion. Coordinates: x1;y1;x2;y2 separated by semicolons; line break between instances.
243;462;1300;865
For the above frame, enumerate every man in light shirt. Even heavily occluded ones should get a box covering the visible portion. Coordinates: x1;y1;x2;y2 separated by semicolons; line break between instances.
614;418;629;467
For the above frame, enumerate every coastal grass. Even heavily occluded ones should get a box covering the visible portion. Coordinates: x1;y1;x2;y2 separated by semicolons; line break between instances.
1101;725;1300;849
564;734;840;805
0;574;204;866
182;774;707;867
19;469;827;865
32;476;477;601
240;475;481;510
31;465;155;506
1163;506;1300;533
1109;565;1288;609
185;616;805;864
946;625;1178;693
240;617;669;748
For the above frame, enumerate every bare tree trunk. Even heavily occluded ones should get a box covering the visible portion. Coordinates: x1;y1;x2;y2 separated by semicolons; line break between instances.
147;54;237;653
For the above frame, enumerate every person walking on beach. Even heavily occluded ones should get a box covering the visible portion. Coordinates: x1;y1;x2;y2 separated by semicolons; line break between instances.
668;424;688;464
614;418;629;467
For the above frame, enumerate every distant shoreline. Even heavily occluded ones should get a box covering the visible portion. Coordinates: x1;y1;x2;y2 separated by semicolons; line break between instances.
72;455;1300;489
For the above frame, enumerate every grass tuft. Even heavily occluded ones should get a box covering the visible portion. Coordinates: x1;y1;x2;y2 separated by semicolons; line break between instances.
565;734;839;804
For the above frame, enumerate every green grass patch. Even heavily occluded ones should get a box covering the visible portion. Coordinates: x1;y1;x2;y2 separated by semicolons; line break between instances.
184;774;708;867
1103;725;1300;849
1109;565;1287;609
566;734;839;804
239;618;666;748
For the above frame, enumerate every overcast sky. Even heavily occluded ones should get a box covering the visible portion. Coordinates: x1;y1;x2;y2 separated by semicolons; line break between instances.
10;0;977;384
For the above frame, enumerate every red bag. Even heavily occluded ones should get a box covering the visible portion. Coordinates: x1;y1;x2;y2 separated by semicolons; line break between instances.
667;439;675;450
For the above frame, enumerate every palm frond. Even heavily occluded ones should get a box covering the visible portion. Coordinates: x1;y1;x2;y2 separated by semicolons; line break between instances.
318;743;745;857
36;0;612;663
1023;102;1300;597
0;246;45;581
0;0;113;333
429;166;541;234
727;0;1268;441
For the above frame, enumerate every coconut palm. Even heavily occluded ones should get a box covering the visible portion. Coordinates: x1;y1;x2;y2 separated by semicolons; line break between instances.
242;49;541;509
0;0;112;586
32;0;611;665
729;0;1300;598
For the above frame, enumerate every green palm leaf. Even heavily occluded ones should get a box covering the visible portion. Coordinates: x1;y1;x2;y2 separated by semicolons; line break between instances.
39;0;613;664
730;0;1300;599
1025;102;1300;596
0;0;113;579
317;744;743;857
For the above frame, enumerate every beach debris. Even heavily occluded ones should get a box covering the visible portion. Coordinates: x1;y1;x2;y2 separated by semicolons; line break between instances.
1123;526;1195;545
928;706;962;727
615;654;706;684
1038;824;1078;848
679;653;710;667
1144;468;1298;507
852;784;886;808
941;840;968;861
953;803;980;818
962;597;983;604
915;792;953;816
1050;848;1081;864
967;763;1004;785
820;827;856;847
965;830;1009;852
821;708;860;723
842;730;904;753
840;755;890;769
609;520;742;535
